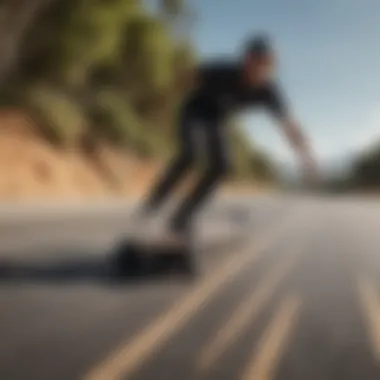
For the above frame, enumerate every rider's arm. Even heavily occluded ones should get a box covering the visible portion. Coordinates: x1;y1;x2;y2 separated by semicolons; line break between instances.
264;84;319;181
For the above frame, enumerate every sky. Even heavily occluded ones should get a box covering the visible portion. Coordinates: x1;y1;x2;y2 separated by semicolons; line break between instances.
186;0;380;167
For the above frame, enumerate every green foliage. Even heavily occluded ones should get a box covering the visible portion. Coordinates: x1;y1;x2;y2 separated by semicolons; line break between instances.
0;0;276;184
229;128;253;177
227;119;277;181
22;85;86;147
89;90;141;145
88;89;172;158
348;144;380;189
250;150;276;182
120;15;175;95
56;0;141;87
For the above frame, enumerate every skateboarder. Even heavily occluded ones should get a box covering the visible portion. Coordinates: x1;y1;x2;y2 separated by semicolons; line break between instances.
136;34;318;245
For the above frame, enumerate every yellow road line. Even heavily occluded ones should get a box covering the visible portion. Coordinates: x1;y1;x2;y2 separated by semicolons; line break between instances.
84;213;302;380
241;293;301;380
199;242;302;372
358;276;380;360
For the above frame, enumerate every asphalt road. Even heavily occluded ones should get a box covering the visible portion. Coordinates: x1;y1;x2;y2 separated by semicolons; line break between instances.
1;195;380;380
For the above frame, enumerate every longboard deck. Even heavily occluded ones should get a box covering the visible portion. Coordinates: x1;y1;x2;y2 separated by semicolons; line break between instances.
112;238;197;278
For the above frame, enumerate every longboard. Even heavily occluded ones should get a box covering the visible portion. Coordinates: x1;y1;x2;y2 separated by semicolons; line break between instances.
111;233;198;279
111;204;253;279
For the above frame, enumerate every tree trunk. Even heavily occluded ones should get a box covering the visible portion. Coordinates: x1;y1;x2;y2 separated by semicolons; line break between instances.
0;0;55;87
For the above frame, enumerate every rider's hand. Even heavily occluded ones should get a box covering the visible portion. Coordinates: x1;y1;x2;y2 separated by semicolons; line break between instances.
281;119;321;186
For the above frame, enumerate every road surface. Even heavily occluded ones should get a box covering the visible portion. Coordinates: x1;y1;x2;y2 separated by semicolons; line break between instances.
0;195;380;380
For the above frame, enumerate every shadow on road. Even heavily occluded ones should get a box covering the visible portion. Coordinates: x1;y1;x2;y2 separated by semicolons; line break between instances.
0;253;113;283
0;233;249;286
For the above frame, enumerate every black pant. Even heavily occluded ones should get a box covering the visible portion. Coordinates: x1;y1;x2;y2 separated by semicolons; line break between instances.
141;102;229;233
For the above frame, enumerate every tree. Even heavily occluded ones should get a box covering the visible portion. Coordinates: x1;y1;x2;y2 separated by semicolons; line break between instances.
159;0;196;42
160;0;184;17
0;0;56;88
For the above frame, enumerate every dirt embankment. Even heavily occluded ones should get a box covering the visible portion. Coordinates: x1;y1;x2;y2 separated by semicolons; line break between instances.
0;110;270;202
0;110;161;201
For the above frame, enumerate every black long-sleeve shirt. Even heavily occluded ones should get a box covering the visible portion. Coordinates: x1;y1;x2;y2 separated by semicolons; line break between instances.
184;60;289;121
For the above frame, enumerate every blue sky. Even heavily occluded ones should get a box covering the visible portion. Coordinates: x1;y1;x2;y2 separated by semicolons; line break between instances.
187;0;380;166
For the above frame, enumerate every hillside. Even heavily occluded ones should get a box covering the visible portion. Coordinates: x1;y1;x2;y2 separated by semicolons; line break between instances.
0;0;277;200
0;110;161;200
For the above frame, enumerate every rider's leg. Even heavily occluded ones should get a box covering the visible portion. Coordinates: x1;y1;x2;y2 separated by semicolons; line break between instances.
168;120;229;237
137;110;197;218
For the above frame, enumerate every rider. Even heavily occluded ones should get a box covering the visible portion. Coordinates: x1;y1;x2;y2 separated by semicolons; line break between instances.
137;34;318;243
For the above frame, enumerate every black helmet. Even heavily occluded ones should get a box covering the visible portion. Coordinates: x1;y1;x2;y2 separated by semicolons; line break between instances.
244;34;273;57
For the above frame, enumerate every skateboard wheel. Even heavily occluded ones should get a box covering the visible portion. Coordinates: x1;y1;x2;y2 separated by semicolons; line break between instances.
112;240;143;278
